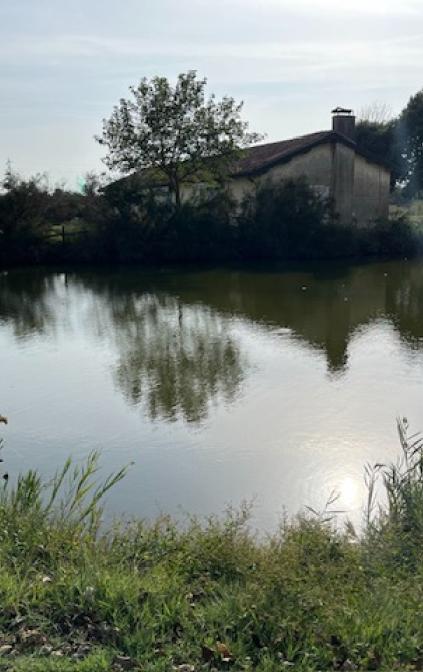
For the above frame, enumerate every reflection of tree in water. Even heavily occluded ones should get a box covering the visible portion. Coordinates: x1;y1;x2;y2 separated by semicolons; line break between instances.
0;269;246;424
0;270;57;340
110;294;245;423
384;264;423;346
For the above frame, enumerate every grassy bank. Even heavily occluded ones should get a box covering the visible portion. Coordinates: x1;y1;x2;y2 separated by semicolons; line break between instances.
1;422;423;670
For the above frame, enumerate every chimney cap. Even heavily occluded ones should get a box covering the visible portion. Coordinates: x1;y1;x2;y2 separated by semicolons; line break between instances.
332;107;353;116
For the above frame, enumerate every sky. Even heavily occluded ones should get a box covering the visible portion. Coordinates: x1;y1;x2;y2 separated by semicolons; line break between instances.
1;0;423;188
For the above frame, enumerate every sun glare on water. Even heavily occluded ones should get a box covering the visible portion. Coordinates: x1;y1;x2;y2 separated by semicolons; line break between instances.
339;476;361;510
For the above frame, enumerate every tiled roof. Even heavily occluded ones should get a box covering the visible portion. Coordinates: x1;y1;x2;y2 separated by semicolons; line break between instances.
232;130;363;176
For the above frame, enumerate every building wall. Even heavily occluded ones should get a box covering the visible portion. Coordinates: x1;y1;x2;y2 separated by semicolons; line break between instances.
226;143;333;207
180;182;215;204
331;143;355;226
227;176;256;204
353;155;390;225
258;143;333;191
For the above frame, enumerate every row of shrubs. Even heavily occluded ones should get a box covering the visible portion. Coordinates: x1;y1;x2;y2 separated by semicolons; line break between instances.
0;171;419;266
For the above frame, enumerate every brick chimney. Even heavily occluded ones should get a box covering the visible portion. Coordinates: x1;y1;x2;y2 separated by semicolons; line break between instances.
332;107;356;141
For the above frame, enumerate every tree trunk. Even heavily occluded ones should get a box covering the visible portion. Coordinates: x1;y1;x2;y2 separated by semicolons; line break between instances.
174;180;181;210
166;171;182;210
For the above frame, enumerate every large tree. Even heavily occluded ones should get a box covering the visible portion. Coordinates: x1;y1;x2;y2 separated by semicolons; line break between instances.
398;89;423;197
355;118;400;190
97;71;260;208
355;104;400;190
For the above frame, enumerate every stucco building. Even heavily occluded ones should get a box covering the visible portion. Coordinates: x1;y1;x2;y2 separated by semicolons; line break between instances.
217;108;390;227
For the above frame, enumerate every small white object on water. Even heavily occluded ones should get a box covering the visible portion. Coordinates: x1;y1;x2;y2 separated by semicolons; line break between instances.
344;297;349;302
301;286;307;291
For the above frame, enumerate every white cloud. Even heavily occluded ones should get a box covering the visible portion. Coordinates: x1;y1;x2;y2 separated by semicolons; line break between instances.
233;0;420;15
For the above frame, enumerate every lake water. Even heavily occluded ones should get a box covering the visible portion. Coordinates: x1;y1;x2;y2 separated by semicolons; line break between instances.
1;260;423;530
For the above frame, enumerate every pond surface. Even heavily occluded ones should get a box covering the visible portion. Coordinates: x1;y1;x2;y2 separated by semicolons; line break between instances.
1;260;423;530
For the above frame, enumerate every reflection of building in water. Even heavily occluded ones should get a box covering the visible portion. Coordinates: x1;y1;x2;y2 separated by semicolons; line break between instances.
0;271;57;340
123;262;423;373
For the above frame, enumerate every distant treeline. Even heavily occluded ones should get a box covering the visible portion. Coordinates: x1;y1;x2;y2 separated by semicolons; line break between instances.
0;169;419;267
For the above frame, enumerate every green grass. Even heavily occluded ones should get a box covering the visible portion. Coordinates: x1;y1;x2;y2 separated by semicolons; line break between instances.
46;220;91;244
1;423;423;670
390;199;423;229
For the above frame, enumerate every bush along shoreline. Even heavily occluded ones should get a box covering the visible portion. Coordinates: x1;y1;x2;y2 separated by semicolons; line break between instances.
0;171;421;268
0;419;423;670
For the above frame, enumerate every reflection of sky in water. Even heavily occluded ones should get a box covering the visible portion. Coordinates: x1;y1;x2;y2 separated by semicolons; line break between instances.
1;261;423;532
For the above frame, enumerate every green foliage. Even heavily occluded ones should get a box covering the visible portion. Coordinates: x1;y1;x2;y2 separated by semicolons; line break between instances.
356;119;400;190
357;215;419;258
365;419;423;571
237;178;341;260
0;168;87;266
88;182;236;263
97;71;261;208
398;89;423;198
96;179;174;263
236;179;418;261
158;190;236;262
356;90;423;197
0;451;127;538
0;172;51;265
98;176;416;266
